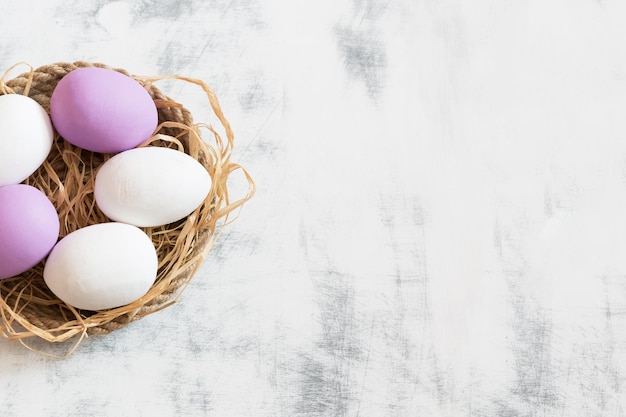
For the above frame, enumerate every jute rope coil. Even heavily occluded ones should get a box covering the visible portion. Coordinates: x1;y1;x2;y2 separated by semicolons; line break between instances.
0;62;254;357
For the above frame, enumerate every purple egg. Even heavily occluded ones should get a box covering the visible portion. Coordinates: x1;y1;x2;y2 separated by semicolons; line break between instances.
0;184;60;280
50;67;158;154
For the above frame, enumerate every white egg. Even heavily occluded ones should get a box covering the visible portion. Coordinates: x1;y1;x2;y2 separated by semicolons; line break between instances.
43;222;158;311
0;94;54;186
94;147;212;227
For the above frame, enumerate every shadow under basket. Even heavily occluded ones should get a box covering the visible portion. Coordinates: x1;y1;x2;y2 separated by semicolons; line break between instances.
0;62;254;357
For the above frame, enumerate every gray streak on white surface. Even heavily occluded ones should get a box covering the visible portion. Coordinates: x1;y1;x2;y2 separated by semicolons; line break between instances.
2;0;626;415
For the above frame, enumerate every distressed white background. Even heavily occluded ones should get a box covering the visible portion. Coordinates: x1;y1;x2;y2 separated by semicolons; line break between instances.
1;0;626;415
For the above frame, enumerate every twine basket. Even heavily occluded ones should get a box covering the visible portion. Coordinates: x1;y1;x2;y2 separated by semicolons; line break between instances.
0;62;254;357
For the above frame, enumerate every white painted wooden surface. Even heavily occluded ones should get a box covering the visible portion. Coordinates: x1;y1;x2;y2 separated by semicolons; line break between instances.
2;0;626;415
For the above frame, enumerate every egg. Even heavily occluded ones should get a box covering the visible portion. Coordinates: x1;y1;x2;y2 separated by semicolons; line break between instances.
0;94;54;186
0;184;59;280
43;222;158;311
94;147;212;227
50;67;158;153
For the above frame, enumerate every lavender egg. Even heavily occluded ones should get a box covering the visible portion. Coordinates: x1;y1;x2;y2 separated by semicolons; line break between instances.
0;184;59;280
50;67;158;153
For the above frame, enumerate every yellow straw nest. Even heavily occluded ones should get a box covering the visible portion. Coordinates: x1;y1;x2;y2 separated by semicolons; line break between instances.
0;62;255;357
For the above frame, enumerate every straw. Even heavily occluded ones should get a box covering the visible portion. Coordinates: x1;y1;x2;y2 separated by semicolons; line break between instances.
0;62;255;358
